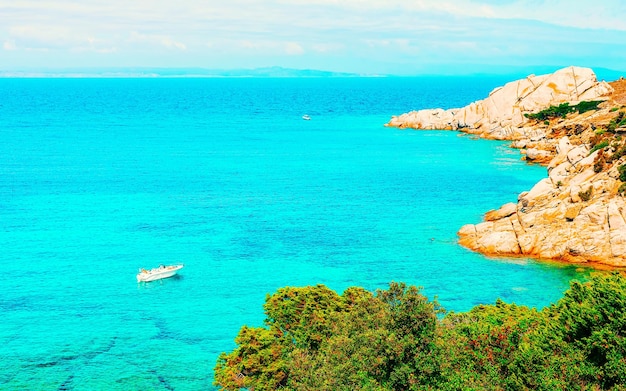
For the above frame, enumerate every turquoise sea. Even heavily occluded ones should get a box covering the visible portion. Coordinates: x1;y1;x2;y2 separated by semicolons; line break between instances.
0;77;591;390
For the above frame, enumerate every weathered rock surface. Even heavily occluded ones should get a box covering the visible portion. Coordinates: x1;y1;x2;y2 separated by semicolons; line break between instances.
458;139;626;266
388;67;626;267
386;66;613;140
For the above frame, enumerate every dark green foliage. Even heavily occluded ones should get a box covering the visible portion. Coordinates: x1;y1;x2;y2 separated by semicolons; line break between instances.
607;112;626;133
619;164;626;182
548;273;626;388
438;300;544;390
594;150;606;173
525;102;575;121
576;100;603;114
579;186;593;202
215;274;626;391
524;101;603;121
590;140;609;154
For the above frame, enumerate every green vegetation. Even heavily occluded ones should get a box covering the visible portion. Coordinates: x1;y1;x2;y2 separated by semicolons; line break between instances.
607;112;626;133
578;186;593;202
576;100;604;114
590;140;610;154
594;155;605;173
619;164;626;182
215;274;626;390
524;101;602;121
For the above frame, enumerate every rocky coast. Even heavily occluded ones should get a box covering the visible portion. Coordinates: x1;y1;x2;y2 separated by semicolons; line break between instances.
387;66;626;267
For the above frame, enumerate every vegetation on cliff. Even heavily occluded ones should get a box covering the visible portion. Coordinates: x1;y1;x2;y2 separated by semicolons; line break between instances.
523;101;603;121
214;273;626;390
524;94;626;198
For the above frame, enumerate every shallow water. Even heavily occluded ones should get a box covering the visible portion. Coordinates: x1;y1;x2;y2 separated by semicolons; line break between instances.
0;77;591;389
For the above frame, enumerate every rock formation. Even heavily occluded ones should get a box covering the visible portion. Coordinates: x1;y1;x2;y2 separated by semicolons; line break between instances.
386;66;613;140
387;66;626;267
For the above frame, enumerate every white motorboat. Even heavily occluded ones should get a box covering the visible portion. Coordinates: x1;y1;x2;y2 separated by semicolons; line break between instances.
137;264;184;282
302;114;311;120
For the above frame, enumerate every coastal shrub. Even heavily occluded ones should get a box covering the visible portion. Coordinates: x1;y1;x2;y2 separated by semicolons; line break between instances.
215;274;626;391
619;183;626;196
606;113;626;133
547;273;626;389
576;100;602;114
611;107;619;112
590;140;609;154
525;102;574;121
525;101;603;121
594;151;606;173
608;121;618;133
438;300;543;390
214;283;443;391
614;146;626;161
579;186;593;202
619;164;626;182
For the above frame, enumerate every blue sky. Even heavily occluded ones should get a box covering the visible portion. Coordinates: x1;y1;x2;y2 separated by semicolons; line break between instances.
2;0;626;75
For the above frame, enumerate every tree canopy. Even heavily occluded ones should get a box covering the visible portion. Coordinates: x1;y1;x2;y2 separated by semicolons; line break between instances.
215;273;626;390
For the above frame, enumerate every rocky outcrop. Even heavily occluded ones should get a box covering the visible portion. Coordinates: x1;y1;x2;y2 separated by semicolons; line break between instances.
386;66;613;140
387;66;626;267
458;138;626;266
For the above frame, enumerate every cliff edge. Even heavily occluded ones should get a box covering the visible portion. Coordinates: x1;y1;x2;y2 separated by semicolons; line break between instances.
387;66;626;267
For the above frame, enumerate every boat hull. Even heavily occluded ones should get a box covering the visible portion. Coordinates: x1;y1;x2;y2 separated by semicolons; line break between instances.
137;264;184;282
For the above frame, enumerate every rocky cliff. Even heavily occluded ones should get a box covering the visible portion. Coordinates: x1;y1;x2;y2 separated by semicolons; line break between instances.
387;66;626;267
387;66;613;140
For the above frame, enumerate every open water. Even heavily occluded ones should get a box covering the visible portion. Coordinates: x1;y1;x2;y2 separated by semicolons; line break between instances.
0;77;592;390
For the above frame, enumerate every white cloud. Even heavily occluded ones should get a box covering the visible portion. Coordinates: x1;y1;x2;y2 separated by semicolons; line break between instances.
285;42;305;55
0;0;625;72
128;32;186;50
311;43;344;53
3;40;16;50
212;39;305;55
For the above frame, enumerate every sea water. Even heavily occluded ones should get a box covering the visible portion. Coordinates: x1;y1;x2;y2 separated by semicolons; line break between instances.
0;77;591;390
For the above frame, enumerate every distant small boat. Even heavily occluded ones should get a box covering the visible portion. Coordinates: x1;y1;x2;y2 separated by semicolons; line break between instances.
302;114;311;120
137;264;184;282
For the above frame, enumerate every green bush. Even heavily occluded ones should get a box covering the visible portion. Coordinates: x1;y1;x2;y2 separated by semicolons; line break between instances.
525;101;603;121
576;100;602;114
590;140;609;154
525;102;574;121
594;159;605;173
215;274;626;391
579;186;593;201
619;164;626;182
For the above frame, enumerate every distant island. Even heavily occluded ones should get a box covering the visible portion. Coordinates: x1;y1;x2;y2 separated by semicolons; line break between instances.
0;66;372;78
1;65;623;80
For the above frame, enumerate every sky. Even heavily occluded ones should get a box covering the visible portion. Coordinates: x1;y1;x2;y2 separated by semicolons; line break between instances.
1;0;626;75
